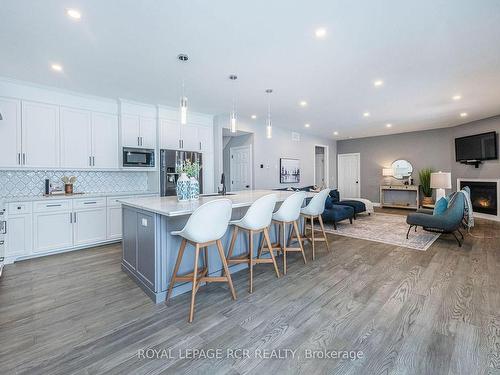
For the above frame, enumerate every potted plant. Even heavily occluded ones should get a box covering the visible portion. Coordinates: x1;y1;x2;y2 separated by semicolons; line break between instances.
175;161;191;201
185;161;201;200
419;168;434;205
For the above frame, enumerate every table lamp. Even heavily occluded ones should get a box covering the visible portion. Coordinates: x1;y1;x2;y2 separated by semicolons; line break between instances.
430;171;451;201
382;168;393;184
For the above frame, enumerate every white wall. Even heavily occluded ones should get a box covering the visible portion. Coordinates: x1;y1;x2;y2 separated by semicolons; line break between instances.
214;115;337;191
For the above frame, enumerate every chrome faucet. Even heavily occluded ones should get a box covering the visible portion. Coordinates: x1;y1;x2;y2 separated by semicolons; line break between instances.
218;173;227;195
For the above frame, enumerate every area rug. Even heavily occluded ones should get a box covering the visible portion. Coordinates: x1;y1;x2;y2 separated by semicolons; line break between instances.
320;213;440;251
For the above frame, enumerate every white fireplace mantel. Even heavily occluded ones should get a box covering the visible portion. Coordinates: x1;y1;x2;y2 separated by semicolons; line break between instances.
457;178;500;222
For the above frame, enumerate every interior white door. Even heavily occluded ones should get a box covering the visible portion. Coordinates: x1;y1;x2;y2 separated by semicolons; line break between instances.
315;153;325;187
74;208;107;246
230;145;252;191
159;118;181;150
337;153;361;198
22;101;60;168
139;117;156;149
33;211;73;253
121;114;140;147
0;98;22;167
60;107;92;168
92;112;119;168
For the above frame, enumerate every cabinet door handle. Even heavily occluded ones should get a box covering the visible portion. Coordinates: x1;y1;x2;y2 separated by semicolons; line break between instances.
137;137;140;146
92;156;95;166
74;212;77;223
70;212;73;223
141;137;143;146
22;153;26;165
199;141;202;150
89;156;92;166
46;204;62;207
17;153;21;165
83;201;97;205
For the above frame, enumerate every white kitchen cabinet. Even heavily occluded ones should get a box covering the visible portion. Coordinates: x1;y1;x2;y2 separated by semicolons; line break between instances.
74;207;107;246
33;210;73;253
140;117;157;149
197;126;212;152
92;112;119;169
0;97;22;168
60;107;92;168
22;101;60;168
180;124;199;151
107;206;123;240
160;118;181;150
6;214;32;257
121;114;157;148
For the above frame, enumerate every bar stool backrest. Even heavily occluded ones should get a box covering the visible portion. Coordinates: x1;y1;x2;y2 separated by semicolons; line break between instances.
272;191;306;222
302;188;330;216
238;193;277;230
180;199;232;243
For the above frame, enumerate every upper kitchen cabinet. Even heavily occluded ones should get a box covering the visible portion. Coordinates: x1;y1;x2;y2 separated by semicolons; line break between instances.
0;97;22;168
197;125;212;152
92;112;119;169
60;107;92;168
121;114;157;149
22;101;60;168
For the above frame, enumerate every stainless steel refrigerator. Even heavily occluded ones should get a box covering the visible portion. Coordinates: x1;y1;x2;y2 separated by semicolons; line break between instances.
160;149;203;197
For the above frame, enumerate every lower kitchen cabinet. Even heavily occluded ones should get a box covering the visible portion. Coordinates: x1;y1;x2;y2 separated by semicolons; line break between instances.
6;214;32;257
74;207;107;246
107;206;123;240
33;211;73;253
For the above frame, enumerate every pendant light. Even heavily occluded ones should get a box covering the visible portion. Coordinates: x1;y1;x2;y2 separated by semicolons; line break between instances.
177;54;189;125
265;88;273;139
229;74;238;133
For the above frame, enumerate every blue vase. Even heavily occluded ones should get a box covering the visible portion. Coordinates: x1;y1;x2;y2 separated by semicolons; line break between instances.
189;177;200;200
176;173;190;201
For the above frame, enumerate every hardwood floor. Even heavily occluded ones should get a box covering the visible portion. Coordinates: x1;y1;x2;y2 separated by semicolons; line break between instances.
1;210;499;374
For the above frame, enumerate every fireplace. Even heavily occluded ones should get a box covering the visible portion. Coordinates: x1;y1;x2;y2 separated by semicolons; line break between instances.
460;180;498;216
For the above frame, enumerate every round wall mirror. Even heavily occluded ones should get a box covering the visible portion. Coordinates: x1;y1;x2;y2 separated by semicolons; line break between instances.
391;159;413;179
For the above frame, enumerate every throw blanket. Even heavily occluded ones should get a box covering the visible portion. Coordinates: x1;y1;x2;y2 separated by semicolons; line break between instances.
461;189;474;229
343;197;375;214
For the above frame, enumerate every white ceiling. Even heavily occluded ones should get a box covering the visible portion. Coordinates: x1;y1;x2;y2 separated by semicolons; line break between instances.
1;0;500;139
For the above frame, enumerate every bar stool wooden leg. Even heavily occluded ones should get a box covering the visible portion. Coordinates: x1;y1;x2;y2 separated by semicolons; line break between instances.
257;233;264;259
249;230;254;293
223;227;238;276
166;239;187;303
318;215;329;252
310;215;316;260
188;244;200;323
282;223;287;275
264;227;280;278
293;220;307;264
216;239;237;300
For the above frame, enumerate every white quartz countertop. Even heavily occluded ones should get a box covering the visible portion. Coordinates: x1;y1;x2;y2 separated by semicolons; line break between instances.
2;191;159;203
119;190;316;217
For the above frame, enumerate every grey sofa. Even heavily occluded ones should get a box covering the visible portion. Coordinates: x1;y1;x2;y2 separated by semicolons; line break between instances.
406;192;466;246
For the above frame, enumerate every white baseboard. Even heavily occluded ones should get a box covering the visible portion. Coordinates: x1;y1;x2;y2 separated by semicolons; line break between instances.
372;202;381;207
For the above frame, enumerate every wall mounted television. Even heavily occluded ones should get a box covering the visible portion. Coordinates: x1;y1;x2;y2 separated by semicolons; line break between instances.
455;131;497;166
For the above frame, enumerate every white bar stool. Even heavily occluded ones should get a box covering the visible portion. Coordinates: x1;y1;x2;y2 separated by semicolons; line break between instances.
260;191;307;275
226;193;280;293
299;188;330;260
166;199;236;323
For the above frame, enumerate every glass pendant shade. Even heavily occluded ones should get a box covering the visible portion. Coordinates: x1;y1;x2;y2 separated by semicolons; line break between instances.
230;111;237;133
266;118;272;139
180;96;188;125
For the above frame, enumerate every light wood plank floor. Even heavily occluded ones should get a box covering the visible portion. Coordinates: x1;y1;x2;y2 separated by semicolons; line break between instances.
1;209;499;375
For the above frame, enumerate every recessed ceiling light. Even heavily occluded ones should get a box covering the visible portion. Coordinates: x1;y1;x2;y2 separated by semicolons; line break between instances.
386;123;392;128
333;131;339;136
304;123;310;128
315;28;327;38
363;112;370;117
66;8;81;20
373;80;384;87
299;100;308;107
51;63;63;72
251;115;257;119
453;95;462;101
460;112;468;118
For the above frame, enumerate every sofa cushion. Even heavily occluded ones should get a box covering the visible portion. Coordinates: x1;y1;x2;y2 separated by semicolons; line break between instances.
322;204;354;223
433;197;448;216
329;189;340;202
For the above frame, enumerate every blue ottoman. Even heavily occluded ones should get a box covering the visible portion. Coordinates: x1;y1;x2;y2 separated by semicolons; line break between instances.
337;200;366;219
321;203;354;230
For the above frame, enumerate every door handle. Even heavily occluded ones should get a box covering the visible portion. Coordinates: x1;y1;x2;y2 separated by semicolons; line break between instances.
22;153;26;165
245;185;250;188
74;212;77;223
92;156;95;166
83;201;97;205
46;204;62;207
70;212;73;223
89;156;92;166
138;137;140;146
18;153;21;165
199;141;201;150
140;137;143;146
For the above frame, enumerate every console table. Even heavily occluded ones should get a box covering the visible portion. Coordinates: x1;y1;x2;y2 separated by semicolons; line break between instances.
380;185;419;209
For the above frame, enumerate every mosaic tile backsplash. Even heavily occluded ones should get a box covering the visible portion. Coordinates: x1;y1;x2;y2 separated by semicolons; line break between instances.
0;170;149;198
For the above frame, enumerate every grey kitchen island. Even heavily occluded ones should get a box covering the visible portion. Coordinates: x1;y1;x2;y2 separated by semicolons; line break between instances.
119;190;314;303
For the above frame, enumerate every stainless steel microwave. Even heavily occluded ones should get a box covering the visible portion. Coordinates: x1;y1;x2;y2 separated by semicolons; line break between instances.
123;147;155;168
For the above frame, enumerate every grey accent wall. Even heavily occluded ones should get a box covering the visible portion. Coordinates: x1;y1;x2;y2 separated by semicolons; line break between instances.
214;115;337;191
337;116;500;203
